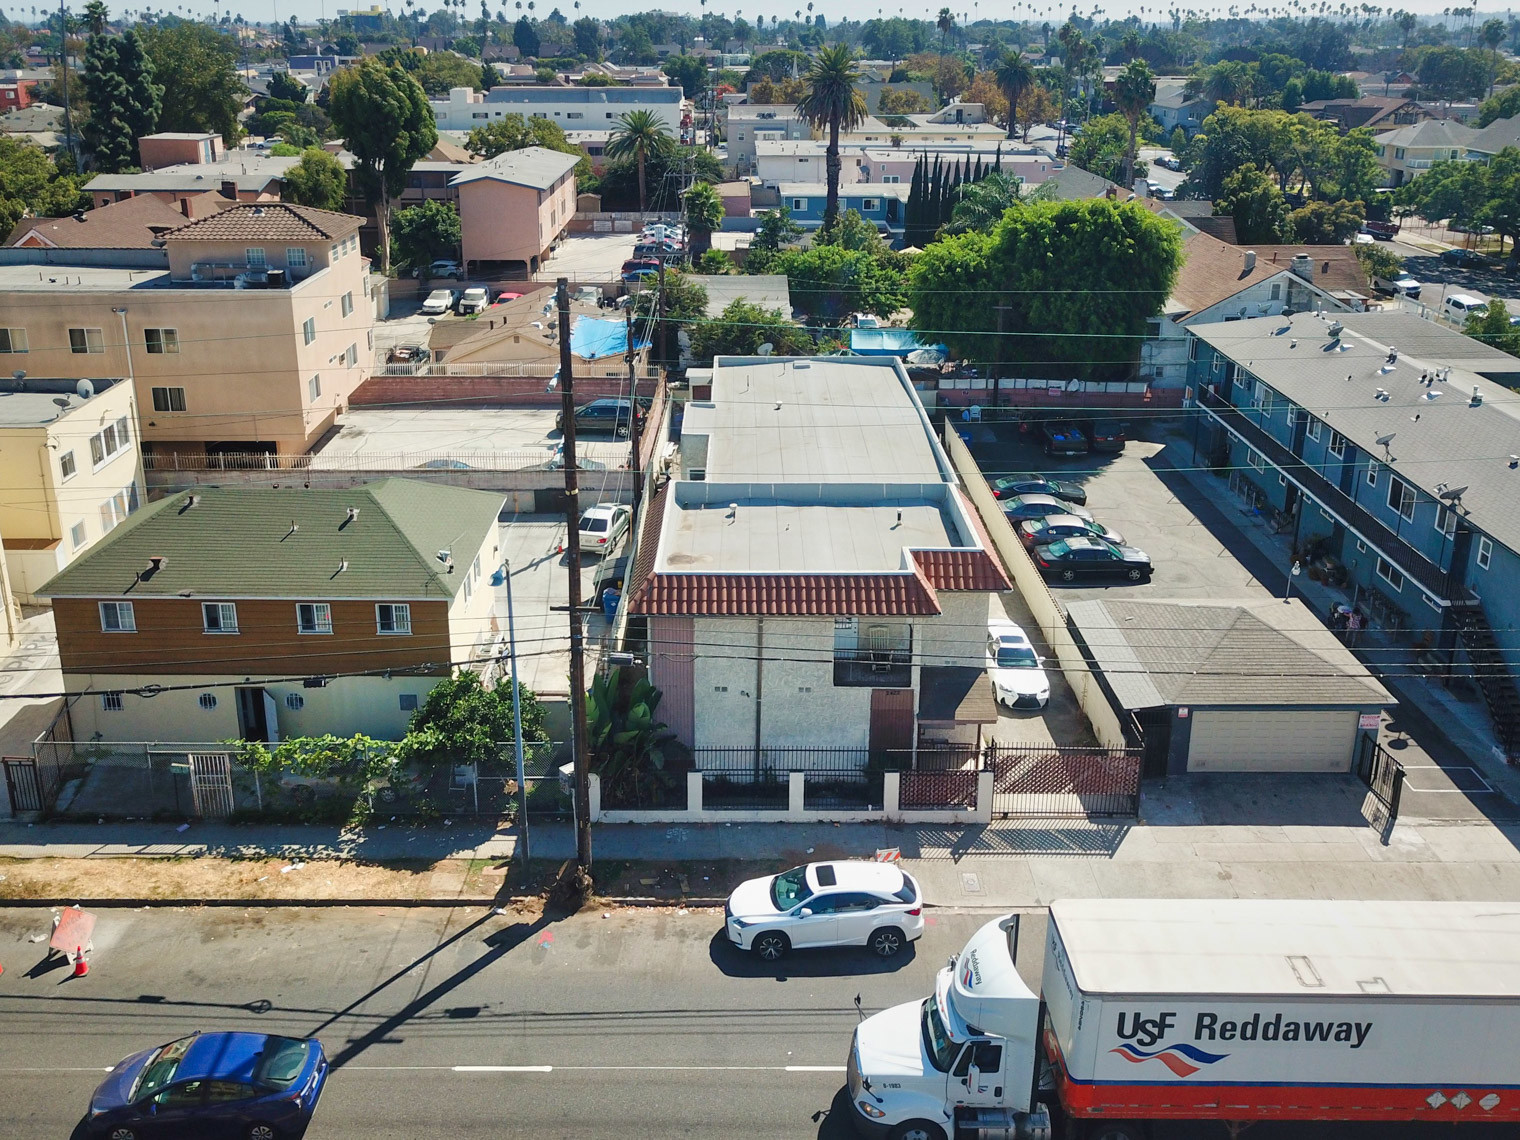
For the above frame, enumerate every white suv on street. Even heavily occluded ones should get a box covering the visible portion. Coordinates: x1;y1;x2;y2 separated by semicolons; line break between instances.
725;860;924;960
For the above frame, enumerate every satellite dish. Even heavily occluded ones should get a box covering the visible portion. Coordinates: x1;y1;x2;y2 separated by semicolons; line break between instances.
1440;485;1469;502
51;396;72;408
1376;432;1397;447
757;342;774;357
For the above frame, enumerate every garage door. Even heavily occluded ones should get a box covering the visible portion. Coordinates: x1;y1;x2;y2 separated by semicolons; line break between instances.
1187;710;1357;773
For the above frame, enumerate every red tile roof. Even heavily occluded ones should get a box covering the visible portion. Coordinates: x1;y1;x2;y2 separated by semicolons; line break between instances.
630;571;943;616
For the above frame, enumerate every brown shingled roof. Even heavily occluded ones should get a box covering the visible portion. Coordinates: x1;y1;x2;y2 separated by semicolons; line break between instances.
1171;231;1369;319
164;202;363;242
8;193;197;249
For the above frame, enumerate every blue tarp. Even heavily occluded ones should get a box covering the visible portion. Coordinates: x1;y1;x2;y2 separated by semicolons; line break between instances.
571;316;652;361
849;328;946;357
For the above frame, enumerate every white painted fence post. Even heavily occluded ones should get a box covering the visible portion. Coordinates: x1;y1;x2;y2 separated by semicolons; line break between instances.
883;771;901;820
687;770;705;817
587;773;601;822
975;770;995;824
788;772;806;818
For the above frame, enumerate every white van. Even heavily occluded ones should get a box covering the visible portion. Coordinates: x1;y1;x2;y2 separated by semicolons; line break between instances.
1444;293;1488;323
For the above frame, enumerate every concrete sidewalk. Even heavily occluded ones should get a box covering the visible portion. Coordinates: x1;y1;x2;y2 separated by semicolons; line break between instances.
4;776;1519;907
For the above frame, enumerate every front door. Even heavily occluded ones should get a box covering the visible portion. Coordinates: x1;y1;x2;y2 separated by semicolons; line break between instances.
235;686;276;742
869;689;914;768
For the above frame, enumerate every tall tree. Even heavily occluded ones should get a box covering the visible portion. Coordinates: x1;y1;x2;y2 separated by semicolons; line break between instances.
391;199;462;271
1216;163;1290;244
283;146;349;212
683;178;723;257
82;27;161;172
268;69;307;102
328;58;437;274
1114;58;1155;190
993;50;1033;141
605;109;671;214
141;23;244;145
513;14;539;57
795;42;865;231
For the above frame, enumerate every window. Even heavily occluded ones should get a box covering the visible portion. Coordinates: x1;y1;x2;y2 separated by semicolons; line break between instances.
246;247;267;267
566;111;583;119
399;693;419;711
1478;536;1494;570
1270;282;1281;301
90;424;128;468
297;602;333;634
302;317;316;345
150;385;187;414
330;243;338;259
1305;416;1322;441
1365;460;1380;487
1328;431;1347;459
1435;505;1458;537
144;328;179;354
59;451;76;481
860;198;879;211
346;343;358;367
882;174;900;183
1376;556;1405;592
376;603;412;634
70;520;86;549
115;416;129;446
198;692;218;710
100;691;123;712
202;602;238;634
1246;448;1265;472
1387;477;1416;521
341;292;353;317
0;327;26;353
287;247;308;268
308;374;321;402
792;197;807;210
472;555;482;581
284;692;305;710
99;600;136;632
462;576;473;603
69;327;104;354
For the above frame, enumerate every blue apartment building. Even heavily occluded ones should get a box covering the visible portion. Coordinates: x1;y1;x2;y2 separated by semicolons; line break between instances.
1185;309;1520;751
773;183;912;234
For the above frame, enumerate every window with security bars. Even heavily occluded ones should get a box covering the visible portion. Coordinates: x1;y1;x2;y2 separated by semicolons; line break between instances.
376;603;411;634
202;602;239;633
296;603;333;634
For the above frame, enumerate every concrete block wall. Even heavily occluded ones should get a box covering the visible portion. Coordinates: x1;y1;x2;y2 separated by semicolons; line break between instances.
349;375;658;407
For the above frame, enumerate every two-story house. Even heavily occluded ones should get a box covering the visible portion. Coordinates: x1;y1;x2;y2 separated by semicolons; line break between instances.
723;105;812;175
450;146;579;276
0;376;144;602
0;203;375;463
40;480;505;744
773;183;912;234
1185;309;1520;750
627;356;1009;768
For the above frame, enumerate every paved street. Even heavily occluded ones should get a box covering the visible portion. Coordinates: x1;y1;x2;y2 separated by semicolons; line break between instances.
0;905;1005;1140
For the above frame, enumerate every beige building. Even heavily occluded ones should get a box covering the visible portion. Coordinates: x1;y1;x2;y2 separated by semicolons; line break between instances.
0;203;374;461
435;286;647;377
451;146;579;275
0;376;144;602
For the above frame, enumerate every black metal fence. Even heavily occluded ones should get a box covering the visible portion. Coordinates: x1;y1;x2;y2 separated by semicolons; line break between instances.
1356;735;1405;836
986;743;1143;818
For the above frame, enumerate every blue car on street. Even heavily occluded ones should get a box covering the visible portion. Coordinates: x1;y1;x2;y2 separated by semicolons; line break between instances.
87;1031;328;1140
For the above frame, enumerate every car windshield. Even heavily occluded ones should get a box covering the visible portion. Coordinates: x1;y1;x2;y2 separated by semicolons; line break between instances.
995;642;1039;668
254;1037;311;1090
131;1036;195;1101
582;517;609;533
922;998;960;1073
770;866;813;910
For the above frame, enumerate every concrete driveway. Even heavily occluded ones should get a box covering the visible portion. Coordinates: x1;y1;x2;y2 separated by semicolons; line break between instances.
535;232;642;282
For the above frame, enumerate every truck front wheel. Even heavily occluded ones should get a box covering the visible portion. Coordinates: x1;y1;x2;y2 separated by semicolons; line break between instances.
887;1120;946;1140
1086;1123;1144;1140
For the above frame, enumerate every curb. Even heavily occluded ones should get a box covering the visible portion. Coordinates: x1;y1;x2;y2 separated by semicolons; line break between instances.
0;895;733;910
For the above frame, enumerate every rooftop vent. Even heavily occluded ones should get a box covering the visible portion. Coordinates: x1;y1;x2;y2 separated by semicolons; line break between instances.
1244;250;1257;272
1327;321;1345;338
1291;254;1314;281
345;506;360;522
185;494;201;509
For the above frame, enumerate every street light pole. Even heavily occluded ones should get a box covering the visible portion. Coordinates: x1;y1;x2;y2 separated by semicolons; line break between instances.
1284;559;1302;603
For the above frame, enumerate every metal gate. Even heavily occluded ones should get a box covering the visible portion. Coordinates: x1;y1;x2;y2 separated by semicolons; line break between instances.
899;769;979;811
189;752;235;818
1355;735;1404;835
2;757;43;814
987;744;1142;818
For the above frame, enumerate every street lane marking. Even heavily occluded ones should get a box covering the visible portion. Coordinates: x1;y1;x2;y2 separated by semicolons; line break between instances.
785;1066;847;1072
454;1065;555;1073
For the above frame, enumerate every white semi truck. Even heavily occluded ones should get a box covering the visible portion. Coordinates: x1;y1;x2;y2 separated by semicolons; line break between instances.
846;898;1520;1140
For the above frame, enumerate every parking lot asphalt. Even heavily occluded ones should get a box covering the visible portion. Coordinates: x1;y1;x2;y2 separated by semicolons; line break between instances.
534;232;642;282
1385;247;1520;317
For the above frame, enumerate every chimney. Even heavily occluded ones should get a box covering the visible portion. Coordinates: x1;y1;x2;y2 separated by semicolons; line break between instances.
1291;254;1314;281
1244;250;1257;273
220;179;237;200
179;196;192;218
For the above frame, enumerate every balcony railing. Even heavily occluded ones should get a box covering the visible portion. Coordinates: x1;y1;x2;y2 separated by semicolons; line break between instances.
832;648;912;688
1196;387;1456;601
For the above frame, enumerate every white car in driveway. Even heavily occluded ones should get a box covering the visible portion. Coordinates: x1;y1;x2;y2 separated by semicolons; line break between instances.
986;618;1050;709
578;502;631;554
420;288;457;315
725;861;925;961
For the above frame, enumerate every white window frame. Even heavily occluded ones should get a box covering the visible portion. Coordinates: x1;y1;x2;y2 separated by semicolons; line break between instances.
1305;416;1322;442
303;317;316;345
201;601;239;634
69;327;104;354
1435;505;1458;537
1328;431;1347;459
341;291;353;317
1387;477;1416;522
70;520;87;549
792;197;807;210
99;600;136;632
59;450;76;481
1365;460;1380;487
246;247;267;267
144;327;179;354
860;197;879;211
152;386;186;412
100;691;124;711
1478;536;1493;570
296;602;333;634
376;603;412;635
286;246;309;268
1376;556;1405;592
308;374;321;402
0;327;27;353
1246;448;1265;472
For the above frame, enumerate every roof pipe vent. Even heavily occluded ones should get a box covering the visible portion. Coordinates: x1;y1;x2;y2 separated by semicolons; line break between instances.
346;506;360;522
1244;250;1256;272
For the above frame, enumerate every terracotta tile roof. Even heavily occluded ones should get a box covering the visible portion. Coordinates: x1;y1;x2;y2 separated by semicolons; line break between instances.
164;202;362;242
1171;231;1369;318
629;571;943;616
8;193;195;249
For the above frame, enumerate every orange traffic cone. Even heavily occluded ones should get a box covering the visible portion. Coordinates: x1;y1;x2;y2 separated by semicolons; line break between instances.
72;946;88;977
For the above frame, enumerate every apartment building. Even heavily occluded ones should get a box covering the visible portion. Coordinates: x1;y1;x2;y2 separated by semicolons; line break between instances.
0;203;374;461
724;105;811;174
430;84;685;134
138;131;226;168
40;480;504;743
628;356;1008;764
0;376;144;602
451;146;579;274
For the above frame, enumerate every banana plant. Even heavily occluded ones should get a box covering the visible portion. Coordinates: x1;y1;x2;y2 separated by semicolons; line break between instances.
587;667;677;805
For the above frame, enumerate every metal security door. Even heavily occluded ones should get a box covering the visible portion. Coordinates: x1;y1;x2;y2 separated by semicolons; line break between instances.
2;757;43;814
189;752;235;818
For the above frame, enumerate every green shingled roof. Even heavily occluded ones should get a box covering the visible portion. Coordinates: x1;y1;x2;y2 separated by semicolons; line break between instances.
40;480;505;601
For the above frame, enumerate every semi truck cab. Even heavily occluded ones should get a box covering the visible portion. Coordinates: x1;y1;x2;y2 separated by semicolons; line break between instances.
848;916;1051;1140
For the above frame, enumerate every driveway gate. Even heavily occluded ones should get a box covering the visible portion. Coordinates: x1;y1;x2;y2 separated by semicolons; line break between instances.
2;757;43;814
986;744;1142;818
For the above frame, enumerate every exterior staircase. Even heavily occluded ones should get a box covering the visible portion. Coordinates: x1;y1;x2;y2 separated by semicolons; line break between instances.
1452;602;1520;760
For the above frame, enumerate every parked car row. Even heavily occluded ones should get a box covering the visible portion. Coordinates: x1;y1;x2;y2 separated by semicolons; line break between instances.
994;475;1152;585
419;285;500;316
1025;419;1127;457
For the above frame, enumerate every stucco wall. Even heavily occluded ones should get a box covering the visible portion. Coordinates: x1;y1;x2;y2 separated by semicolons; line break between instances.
458;172;577;269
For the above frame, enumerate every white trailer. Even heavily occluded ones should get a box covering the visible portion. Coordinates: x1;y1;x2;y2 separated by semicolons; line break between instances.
847;899;1520;1140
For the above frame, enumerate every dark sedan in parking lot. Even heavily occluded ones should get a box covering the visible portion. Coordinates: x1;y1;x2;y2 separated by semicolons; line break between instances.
1033;535;1152;582
989;473;1087;505
1017;514;1126;550
1002;494;1094;524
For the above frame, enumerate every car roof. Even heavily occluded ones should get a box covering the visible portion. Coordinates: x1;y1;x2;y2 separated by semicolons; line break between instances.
583;502;623;516
988;618;1032;644
1007;494;1061;506
1037;513;1088;528
1060;535;1106;550
177;1032;270;1084
805;860;905;893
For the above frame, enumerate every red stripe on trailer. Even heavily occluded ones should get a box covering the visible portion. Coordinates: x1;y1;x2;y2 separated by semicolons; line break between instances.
1044;1028;1520;1122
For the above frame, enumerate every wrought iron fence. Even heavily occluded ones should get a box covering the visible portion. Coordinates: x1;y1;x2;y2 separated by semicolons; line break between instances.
702;770;790;811
986;744;1142;818
899;769;979;811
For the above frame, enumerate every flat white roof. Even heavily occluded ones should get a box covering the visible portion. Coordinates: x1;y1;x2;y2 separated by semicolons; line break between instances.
1051;899;1520;999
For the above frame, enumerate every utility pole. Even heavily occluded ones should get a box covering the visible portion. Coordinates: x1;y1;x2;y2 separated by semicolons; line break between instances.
557;278;594;878
625;306;643;536
59;0;80;175
655;259;668;368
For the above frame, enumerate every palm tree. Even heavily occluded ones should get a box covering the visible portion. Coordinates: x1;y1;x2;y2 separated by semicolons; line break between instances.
683;180;724;256
994;50;1034;140
1114;57;1155;188
948;171;1020;232
936;6;954;50
795;42;867;230
606;109;672;213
